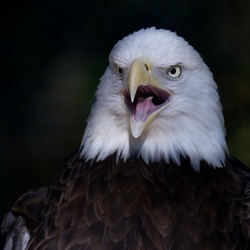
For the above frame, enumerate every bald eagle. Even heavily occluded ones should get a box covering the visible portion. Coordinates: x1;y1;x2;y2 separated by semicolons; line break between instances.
2;28;250;250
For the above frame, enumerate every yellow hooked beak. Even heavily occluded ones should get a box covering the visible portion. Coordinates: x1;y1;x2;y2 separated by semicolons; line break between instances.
125;58;171;138
128;59;160;102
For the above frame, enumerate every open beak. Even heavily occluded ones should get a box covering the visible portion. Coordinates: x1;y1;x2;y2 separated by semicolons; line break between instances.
123;58;171;138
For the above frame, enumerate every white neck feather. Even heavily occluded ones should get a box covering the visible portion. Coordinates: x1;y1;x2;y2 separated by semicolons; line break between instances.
80;78;228;171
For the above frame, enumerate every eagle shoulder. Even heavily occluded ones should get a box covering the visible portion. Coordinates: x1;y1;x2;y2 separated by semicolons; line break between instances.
229;157;250;248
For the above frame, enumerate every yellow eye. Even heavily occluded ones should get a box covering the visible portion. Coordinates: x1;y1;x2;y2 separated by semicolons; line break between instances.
167;66;181;78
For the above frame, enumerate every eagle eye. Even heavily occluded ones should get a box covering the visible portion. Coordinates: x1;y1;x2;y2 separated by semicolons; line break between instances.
118;67;123;74
115;64;123;78
167;66;181;78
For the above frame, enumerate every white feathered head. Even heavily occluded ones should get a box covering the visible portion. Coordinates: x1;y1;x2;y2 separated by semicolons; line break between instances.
81;28;228;170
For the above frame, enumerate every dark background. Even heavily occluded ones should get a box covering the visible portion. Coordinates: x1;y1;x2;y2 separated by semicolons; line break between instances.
1;0;250;222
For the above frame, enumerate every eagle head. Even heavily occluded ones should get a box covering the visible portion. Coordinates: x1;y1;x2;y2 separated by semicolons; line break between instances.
80;27;228;170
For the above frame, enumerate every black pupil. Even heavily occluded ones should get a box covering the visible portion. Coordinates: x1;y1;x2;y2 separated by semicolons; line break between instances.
118;67;123;74
170;68;176;75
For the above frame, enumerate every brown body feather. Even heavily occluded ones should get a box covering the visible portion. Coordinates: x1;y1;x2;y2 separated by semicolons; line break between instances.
2;149;250;249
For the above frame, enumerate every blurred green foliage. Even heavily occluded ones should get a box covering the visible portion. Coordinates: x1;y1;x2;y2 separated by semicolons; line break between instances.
1;0;250;220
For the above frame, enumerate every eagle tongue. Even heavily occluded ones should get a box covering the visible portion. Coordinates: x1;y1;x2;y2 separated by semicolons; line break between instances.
134;96;153;123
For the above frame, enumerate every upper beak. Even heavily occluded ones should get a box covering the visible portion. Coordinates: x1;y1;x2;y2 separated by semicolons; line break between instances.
128;58;160;102
124;58;171;138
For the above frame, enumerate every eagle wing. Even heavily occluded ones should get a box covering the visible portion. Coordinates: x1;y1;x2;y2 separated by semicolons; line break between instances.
1;187;48;250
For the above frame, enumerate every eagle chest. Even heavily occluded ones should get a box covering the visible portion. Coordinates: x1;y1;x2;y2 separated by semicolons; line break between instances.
30;156;242;249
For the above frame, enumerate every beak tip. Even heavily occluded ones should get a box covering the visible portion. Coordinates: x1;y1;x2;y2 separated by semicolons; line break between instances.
130;89;136;103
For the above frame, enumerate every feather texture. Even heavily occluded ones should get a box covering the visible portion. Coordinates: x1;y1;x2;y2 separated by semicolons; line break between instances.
3;150;249;249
